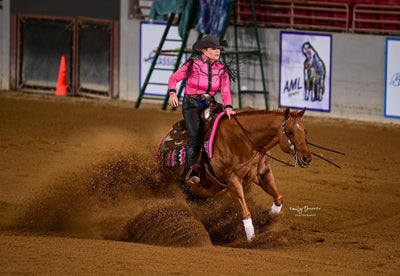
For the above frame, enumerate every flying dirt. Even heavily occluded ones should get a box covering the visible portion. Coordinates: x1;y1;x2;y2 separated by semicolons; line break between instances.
0;92;399;274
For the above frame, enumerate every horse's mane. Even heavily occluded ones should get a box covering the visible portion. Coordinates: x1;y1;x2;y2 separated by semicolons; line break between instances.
236;108;303;118
236;109;285;117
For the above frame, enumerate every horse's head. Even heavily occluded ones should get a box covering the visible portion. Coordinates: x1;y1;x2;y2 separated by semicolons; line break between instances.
279;107;312;168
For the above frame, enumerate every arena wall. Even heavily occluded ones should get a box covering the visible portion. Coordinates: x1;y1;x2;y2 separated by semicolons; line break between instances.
119;6;141;102
0;0;398;124
0;0;10;90
224;28;397;124
119;1;399;124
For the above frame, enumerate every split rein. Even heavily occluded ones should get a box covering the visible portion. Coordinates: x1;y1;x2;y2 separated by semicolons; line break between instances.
231;115;345;168
307;140;345;168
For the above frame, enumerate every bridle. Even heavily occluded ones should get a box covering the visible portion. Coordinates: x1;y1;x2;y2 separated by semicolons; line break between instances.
232;115;344;168
282;118;300;167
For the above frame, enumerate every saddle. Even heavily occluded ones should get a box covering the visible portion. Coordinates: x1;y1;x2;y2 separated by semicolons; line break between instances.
158;103;224;168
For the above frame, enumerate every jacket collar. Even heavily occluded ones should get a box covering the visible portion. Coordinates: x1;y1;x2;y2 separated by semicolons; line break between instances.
201;54;219;65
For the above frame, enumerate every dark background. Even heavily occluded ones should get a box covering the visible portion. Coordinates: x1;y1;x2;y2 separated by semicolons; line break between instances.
11;0;120;97
11;0;120;20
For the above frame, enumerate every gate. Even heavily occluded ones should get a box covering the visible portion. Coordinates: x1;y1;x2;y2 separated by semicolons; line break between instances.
10;14;119;98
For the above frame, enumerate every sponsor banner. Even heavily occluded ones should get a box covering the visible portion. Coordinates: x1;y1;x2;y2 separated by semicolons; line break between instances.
385;38;400;119
279;31;332;112
140;22;186;97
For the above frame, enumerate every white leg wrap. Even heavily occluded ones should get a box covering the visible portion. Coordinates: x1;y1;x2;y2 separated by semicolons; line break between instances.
242;218;255;241
269;202;282;215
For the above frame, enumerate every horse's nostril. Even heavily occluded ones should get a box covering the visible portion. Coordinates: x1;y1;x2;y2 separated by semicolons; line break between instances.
302;156;308;163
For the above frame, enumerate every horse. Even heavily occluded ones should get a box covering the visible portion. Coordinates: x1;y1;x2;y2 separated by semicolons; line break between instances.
158;107;312;241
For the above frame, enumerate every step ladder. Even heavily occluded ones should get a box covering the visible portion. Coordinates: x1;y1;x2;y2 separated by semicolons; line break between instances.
228;0;269;110
135;0;268;110
134;14;190;108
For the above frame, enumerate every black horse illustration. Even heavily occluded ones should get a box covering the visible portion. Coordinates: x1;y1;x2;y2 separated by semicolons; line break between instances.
302;42;326;102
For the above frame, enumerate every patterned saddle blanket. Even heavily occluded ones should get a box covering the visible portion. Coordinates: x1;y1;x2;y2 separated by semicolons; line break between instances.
157;104;226;167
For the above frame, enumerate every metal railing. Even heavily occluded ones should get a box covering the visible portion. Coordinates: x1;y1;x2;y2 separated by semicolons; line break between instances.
353;3;400;35
130;0;155;20
130;0;400;36
235;0;350;32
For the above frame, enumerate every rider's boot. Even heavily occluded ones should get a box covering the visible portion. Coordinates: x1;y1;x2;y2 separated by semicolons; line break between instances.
184;146;201;184
179;165;201;201
182;164;200;185
187;167;200;185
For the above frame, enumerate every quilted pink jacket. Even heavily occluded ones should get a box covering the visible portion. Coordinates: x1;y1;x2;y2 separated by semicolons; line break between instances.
168;54;232;109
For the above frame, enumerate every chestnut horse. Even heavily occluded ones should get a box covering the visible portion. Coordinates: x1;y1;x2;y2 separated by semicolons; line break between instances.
161;107;312;241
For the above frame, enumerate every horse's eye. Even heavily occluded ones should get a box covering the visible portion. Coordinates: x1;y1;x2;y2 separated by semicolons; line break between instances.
287;130;293;136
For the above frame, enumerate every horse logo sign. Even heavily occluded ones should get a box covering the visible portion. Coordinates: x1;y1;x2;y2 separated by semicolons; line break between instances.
280;31;332;112
302;42;326;102
389;72;400;87
385;38;400;118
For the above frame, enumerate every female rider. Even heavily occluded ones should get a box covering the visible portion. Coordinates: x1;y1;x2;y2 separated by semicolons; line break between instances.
168;35;236;196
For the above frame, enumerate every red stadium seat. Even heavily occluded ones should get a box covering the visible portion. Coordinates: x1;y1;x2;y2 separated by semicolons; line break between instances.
375;0;400;30
354;0;377;29
331;0;352;28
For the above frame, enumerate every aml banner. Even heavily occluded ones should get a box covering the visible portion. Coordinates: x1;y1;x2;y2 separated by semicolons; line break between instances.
279;31;332;112
140;22;186;97
385;38;400;119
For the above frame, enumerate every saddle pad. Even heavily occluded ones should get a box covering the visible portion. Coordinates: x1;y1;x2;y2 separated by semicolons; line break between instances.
207;111;226;158
157;128;186;167
157;112;226;167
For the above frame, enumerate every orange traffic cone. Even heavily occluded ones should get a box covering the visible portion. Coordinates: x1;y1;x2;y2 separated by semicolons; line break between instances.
55;56;67;96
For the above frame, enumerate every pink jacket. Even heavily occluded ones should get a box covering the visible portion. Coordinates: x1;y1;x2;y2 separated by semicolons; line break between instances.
168;54;232;109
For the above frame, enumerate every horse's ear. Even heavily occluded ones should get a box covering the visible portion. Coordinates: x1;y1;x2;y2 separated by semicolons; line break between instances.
298;107;306;118
284;107;290;119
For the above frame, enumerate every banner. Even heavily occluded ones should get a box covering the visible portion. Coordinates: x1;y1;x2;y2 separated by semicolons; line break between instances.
385;38;400;119
140;22;186;97
279;31;332;112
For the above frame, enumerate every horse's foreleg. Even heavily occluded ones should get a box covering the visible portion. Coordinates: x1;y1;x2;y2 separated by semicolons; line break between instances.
259;167;283;215
228;173;254;241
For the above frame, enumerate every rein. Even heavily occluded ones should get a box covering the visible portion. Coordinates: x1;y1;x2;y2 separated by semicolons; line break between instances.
306;139;345;169
306;140;345;155
232;115;296;167
231;114;345;169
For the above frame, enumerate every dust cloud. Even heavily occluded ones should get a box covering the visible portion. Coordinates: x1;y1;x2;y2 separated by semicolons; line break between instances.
3;154;288;248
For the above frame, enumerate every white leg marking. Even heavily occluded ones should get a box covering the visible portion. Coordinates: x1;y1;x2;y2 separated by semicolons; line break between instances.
242;218;255;241
269;202;282;214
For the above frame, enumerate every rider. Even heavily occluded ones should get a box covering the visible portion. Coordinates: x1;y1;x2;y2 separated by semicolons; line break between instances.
168;35;236;195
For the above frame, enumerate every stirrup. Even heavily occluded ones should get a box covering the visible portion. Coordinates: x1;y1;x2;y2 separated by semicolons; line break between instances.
184;166;200;185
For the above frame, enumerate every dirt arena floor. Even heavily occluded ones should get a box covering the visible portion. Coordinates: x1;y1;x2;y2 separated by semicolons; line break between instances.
0;90;399;275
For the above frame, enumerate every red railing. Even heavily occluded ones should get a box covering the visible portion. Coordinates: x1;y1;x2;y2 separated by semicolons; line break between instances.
235;0;350;32
131;0;400;36
353;3;400;34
